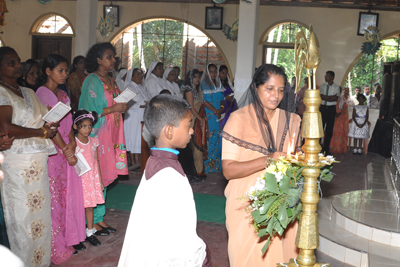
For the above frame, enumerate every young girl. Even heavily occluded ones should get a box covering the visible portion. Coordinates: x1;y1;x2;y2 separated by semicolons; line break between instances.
348;94;369;155
72;110;105;246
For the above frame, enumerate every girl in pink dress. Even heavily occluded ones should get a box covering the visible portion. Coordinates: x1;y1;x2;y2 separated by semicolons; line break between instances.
72;110;105;247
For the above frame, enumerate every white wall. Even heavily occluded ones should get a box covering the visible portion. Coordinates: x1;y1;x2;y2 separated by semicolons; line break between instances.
2;1;400;86
2;0;76;60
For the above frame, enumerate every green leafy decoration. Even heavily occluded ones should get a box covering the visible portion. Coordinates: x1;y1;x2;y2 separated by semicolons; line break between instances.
264;173;280;194
261;237;271;255
259;197;277;215
279;175;290;194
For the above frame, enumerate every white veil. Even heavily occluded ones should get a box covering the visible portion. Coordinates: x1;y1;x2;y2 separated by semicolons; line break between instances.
200;63;221;90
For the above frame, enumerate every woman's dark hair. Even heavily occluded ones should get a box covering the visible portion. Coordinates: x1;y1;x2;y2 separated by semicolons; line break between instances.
219;65;229;86
72;109;99;135
0;47;17;65
85;42;116;73
208;63;217;71
252;64;287;89
40;54;68;86
17;59;39;90
70;55;85;74
183;69;200;89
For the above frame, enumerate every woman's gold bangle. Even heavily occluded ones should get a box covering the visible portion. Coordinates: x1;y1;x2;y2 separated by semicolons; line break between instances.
40;127;47;139
220;105;224;109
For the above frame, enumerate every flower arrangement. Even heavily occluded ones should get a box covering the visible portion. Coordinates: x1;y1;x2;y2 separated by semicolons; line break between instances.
247;154;336;254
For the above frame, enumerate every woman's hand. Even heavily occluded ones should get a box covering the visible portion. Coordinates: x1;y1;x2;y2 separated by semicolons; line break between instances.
63;143;76;158
225;94;234;102
67;155;77;166
215;108;222;119
0;132;15;151
111;103;128;114
43;123;58;138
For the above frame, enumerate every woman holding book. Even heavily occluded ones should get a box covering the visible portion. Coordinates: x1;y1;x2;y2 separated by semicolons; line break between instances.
36;54;87;262
0;47;68;267
79;42;128;236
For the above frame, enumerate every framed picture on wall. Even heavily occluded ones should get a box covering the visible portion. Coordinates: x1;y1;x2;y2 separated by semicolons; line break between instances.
357;12;379;36
104;5;120;27
205;6;223;30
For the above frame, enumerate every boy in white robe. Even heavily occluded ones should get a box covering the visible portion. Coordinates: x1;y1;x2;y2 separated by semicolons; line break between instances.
118;95;211;267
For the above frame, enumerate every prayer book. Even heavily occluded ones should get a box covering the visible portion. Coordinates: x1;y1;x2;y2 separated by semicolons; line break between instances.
74;152;91;176
216;113;226;122
42;101;71;123
114;89;136;103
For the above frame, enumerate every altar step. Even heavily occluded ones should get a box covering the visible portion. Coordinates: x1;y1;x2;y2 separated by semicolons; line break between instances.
317;160;400;267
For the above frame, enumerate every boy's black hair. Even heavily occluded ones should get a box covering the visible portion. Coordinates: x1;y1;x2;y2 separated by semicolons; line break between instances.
144;95;190;139
72;109;99;135
159;89;172;95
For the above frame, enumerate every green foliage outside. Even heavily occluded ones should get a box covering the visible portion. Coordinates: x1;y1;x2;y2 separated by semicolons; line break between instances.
130;20;184;70
345;38;400;94
265;23;309;85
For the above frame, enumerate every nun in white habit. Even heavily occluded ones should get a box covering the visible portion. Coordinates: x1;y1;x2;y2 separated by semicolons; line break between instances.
144;61;166;98
115;69;128;92
123;68;151;166
162;67;182;97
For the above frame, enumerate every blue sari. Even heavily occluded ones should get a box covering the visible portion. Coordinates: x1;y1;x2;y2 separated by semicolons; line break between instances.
201;81;225;173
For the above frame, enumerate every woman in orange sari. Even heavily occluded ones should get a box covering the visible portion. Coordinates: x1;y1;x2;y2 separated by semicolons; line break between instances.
221;64;301;267
330;87;354;153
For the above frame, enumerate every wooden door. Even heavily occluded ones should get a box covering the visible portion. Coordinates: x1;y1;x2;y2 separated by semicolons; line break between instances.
32;36;72;63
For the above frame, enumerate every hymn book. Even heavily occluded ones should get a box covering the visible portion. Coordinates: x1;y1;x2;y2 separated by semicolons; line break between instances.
114;90;136;103
74;152;91;176
42;101;71;123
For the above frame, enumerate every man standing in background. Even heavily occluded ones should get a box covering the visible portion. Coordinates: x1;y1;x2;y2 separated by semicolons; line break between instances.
320;71;340;155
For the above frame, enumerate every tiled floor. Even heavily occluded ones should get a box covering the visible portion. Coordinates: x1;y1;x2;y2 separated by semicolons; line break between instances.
51;151;387;267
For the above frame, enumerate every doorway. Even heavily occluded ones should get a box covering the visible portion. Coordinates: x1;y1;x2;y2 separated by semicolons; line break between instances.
32;36;72;63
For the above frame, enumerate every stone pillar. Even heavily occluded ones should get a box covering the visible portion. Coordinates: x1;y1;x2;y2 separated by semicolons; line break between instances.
234;0;260;101
74;0;97;57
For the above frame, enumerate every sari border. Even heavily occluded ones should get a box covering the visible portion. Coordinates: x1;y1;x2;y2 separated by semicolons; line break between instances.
220;130;275;156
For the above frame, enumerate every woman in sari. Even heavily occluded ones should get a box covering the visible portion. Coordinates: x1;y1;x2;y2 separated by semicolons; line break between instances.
79;42;128;236
162;67;182;97
200;63;225;173
144;61;165;98
0;47;67;267
218;65;237;130
67;56;87;112
36;54;87;262
221;64;301;267
0;132;14;248
182;69;208;178
330;87;354;153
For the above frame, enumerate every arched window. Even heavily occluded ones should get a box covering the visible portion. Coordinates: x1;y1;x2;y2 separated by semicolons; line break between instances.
112;18;228;79
33;15;73;35
345;36;400;93
261;22;309;79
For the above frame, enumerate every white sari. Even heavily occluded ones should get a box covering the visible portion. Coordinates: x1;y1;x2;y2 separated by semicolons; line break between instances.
0;86;56;267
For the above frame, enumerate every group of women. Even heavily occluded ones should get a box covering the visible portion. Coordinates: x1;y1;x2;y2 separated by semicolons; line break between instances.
116;61;238;179
0;42;127;267
0;38;306;267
